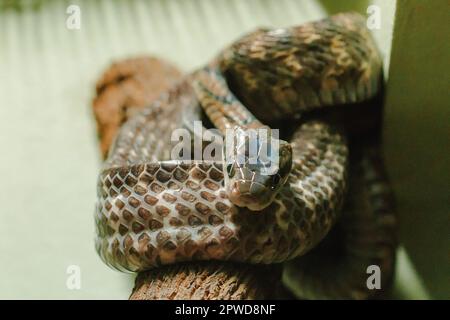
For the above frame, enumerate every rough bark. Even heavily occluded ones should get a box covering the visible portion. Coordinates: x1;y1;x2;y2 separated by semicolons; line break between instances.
93;56;182;158
130;262;287;300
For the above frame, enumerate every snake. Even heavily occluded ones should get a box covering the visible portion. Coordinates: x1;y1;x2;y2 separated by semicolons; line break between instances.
95;13;397;299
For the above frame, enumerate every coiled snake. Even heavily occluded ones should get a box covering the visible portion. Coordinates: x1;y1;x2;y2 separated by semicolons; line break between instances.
95;13;397;299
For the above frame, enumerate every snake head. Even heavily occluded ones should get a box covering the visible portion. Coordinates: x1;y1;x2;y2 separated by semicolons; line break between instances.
224;127;292;211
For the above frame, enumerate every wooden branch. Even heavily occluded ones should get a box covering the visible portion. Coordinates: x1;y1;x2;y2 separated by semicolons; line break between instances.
130;262;287;300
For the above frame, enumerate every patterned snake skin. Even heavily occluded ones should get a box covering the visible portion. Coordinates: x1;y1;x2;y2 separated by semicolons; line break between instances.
283;146;397;299
95;13;397;298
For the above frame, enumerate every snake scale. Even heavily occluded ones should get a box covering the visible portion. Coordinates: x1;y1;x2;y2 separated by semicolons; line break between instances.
95;13;397;299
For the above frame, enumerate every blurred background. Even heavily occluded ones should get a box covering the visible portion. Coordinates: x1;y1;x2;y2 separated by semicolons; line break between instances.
0;0;448;299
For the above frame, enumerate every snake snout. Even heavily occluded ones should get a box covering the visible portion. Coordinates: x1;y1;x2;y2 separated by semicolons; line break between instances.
228;180;272;211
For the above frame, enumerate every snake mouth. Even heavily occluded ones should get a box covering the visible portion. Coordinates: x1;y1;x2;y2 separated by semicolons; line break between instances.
228;181;272;211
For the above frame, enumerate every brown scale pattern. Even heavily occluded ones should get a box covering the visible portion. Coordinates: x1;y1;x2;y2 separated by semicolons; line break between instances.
96;120;348;271
283;146;397;299
95;13;396;299
220;13;382;123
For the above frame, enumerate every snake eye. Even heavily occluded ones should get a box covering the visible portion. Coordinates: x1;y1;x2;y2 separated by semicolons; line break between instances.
226;163;235;177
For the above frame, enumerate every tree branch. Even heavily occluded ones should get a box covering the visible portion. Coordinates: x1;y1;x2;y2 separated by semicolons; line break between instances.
130;262;286;300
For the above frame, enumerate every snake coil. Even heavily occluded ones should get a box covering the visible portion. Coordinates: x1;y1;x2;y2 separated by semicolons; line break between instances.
95;13;397;299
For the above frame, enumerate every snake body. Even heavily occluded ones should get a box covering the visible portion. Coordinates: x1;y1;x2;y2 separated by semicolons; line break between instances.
95;13;396;298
